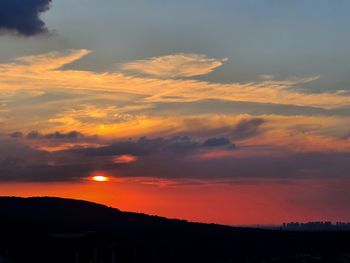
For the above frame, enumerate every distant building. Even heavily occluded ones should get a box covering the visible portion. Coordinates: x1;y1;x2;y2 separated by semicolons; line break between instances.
281;221;350;232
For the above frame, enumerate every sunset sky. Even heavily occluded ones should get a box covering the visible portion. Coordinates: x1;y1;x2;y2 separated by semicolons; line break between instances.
1;0;350;225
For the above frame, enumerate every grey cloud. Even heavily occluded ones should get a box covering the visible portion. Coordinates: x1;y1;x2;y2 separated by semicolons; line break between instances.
2;135;350;183
0;163;94;182
78;136;235;156
0;135;234;182
26;131;84;140
140;99;350;117
10;132;24;138
202;137;233;148
113;151;350;181
0;137;99;182
232;118;265;140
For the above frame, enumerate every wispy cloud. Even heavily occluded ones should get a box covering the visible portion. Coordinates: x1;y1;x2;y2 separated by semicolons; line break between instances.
1;49;346;109
118;53;227;78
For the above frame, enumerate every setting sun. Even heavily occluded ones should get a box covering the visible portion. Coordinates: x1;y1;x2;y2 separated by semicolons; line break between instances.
92;175;110;182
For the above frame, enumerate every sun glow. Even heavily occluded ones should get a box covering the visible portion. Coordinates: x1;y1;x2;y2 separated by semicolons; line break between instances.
92;175;110;182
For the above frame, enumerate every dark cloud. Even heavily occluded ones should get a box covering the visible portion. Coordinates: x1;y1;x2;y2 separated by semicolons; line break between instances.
2;135;350;183
342;131;350;140
10;132;24;138
0;0;52;36
26;131;84;140
0;157;25;168
0;135;233;182
232;118;265;140
202;137;233;148
79;137;165;156
0;163;92;182
0;136;97;182
10;131;85;140
114;151;350;181
78;136;234;157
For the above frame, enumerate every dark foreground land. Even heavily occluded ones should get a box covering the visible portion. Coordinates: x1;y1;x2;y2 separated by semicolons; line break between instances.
0;197;349;263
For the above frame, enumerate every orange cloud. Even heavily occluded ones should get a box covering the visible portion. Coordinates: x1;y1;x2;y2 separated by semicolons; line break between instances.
2;49;350;152
0;49;348;108
119;53;227;78
112;154;137;164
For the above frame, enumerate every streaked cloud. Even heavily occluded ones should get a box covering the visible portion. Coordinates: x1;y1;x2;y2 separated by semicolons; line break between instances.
0;49;348;110
119;53;227;78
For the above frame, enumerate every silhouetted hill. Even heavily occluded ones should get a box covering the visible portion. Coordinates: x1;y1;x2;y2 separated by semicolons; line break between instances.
0;196;174;232
0;196;233;235
0;197;349;263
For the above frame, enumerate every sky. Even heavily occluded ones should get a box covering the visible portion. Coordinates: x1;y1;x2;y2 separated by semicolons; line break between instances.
1;0;350;225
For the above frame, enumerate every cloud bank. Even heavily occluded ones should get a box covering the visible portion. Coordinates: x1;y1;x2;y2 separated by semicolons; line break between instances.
0;0;52;36
2;133;350;183
2;49;350;186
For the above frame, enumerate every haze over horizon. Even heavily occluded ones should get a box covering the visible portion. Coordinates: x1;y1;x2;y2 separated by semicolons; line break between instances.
1;0;350;225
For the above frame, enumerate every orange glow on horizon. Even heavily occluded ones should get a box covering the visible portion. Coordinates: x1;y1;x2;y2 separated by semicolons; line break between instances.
0;179;349;225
